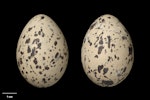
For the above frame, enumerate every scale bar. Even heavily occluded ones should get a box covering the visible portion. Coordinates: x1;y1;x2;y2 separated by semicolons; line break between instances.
2;92;17;94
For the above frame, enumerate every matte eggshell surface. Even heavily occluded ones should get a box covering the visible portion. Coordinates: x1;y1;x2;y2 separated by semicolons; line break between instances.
81;14;134;87
16;14;69;88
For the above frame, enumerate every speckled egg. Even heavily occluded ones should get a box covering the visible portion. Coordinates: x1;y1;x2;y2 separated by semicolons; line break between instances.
16;14;69;88
81;14;134;87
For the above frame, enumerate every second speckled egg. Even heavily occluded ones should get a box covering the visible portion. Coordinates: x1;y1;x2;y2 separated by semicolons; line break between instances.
81;14;134;87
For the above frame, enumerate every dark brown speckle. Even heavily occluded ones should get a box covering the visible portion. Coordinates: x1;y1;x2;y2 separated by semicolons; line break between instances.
98;65;103;73
42;78;47;83
64;52;67;56
43;57;45;60
48;78;51;80
27;46;31;53
108;56;111;62
34;32;38;36
50;59;54;63
95;55;98;58
102;19;105;22
41;16;44;19
107;16;111;19
20;58;23;65
107;36;111;48
21;70;24;74
54;77;58;81
25;38;30;44
57;37;61;40
111;24;113;26
31;47;36;57
102;80;114;86
98;46;104;54
60;67;63;72
32;38;40;44
99;37;103;45
45;66;49;70
128;46;132;56
103;68;108;75
33;57;38;64
122;36;127;40
23;35;25;39
54;41;57;46
20;51;24;55
60;55;64;60
55;52;59;58
28;27;32;31
88;39;92;46
123;67;127;73
42;33;45;37
37;43;41;49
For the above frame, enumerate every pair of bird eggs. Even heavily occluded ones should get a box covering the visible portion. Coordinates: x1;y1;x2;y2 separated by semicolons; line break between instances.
16;14;134;88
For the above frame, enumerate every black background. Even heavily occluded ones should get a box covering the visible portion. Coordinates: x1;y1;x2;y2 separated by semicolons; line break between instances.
0;0;149;99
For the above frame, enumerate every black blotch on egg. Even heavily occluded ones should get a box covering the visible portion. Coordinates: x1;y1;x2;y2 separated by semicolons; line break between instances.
102;80;114;86
98;46;104;54
25;38;30;44
98;65;103;73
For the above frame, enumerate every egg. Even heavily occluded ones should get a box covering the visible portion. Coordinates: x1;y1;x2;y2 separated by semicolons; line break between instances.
16;14;69;88
81;14;134;87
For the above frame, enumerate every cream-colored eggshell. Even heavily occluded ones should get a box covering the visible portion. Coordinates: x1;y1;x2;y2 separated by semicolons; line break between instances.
81;14;134;87
16;14;69;88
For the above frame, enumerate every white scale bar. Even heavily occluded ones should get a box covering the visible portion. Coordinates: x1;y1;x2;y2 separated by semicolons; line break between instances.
2;92;17;94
